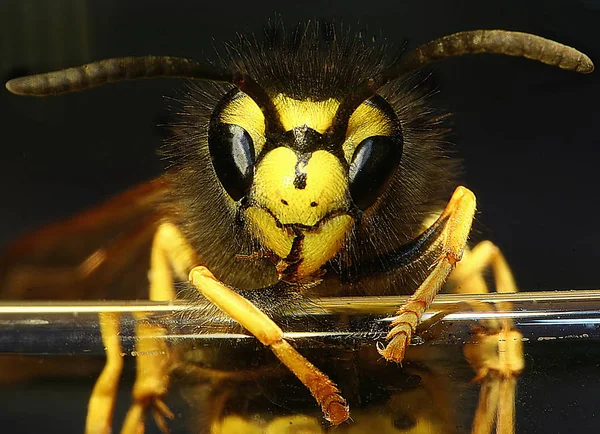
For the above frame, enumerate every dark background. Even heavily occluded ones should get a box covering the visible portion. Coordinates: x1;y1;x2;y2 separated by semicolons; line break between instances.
0;0;598;292
0;2;599;433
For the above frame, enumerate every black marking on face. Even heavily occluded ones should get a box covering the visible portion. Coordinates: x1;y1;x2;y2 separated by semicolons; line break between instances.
261;125;347;164
293;173;307;189
279;231;305;281
293;156;309;189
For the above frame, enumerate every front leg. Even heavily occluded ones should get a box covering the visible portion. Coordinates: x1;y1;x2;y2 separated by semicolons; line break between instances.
379;186;476;362
188;266;349;425
147;223;349;425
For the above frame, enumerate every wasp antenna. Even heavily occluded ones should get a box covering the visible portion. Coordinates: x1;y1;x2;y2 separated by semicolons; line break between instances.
5;56;236;96
326;81;377;144
6;55;285;134
385;30;594;80
327;29;593;144
231;74;285;135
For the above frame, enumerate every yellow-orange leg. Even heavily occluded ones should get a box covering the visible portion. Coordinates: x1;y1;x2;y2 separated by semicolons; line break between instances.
128;222;348;425
379;186;476;362
449;240;517;300
85;222;192;434
120;317;174;434
189;266;349;425
118;222;347;426
449;240;524;434
463;304;523;434
86;312;123;434
120;223;196;434
83;219;166;434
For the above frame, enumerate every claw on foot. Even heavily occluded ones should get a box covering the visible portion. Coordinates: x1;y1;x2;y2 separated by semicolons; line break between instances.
152;399;175;434
123;397;174;434
323;394;350;425
379;330;409;362
380;319;413;363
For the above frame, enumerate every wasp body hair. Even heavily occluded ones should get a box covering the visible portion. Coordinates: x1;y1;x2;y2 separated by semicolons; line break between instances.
166;23;457;297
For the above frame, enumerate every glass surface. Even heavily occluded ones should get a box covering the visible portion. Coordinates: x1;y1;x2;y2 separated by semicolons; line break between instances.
1;290;599;433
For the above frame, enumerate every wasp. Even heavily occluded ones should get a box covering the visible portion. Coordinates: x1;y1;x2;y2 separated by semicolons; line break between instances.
1;22;593;433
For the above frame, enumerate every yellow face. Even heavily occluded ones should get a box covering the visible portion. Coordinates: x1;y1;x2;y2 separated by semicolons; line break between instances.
211;91;398;280
245;146;354;278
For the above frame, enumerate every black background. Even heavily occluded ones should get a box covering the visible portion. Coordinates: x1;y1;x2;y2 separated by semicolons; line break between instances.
1;2;600;433
0;0;598;293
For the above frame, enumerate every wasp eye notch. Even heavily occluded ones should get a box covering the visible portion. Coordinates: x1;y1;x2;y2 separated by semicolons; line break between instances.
209;123;256;201
348;135;403;210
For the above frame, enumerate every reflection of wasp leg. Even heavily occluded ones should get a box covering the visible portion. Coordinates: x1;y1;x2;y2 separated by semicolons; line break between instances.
449;241;524;434
379;186;476;362
86;312;123;434
120;222;192;434
188;265;349;425
87;314;175;434
121;316;174;434
466;313;523;434
85;221;184;434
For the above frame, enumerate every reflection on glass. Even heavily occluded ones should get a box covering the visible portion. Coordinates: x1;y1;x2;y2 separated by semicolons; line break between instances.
0;290;599;433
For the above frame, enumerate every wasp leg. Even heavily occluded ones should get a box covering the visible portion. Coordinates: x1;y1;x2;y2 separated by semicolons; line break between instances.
379;186;476;363
84;220;183;434
139;222;348;425
188;265;349;425
465;325;523;434
86;312;123;434
119;223;192;434
471;373;501;434
448;241;524;434
121;316;174;434
448;240;517;298
497;376;518;434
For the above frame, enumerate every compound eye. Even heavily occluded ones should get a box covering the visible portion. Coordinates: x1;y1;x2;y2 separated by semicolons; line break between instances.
208;123;256;201
348;136;402;210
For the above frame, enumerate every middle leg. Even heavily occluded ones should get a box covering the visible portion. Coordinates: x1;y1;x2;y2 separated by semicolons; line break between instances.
379;186;476;362
452;241;523;434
